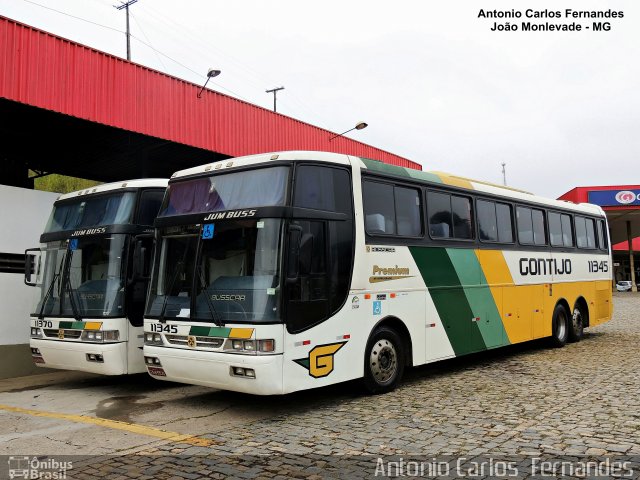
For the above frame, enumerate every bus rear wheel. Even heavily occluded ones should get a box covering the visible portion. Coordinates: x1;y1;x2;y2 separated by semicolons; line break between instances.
568;304;585;342
549;304;569;348
362;326;405;394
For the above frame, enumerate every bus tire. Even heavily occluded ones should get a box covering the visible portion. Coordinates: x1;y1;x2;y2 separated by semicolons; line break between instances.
362;326;405;394
568;303;585;343
549;304;569;348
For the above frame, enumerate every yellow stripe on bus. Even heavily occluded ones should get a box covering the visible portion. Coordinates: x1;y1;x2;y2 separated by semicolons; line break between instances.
84;322;102;330
0;404;216;447
229;328;253;339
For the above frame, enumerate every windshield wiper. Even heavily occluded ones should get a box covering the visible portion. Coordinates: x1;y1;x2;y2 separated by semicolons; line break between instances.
38;272;61;320
196;265;224;327
158;260;185;323
62;249;83;321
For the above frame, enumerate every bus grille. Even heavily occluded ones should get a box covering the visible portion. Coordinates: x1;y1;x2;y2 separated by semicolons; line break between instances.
164;335;224;349
43;329;83;340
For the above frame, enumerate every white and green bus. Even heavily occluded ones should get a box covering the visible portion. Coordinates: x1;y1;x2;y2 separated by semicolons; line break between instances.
27;179;167;375
143;151;612;394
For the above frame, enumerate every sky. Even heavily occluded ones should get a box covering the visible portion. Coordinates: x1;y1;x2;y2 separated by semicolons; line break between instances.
0;0;638;198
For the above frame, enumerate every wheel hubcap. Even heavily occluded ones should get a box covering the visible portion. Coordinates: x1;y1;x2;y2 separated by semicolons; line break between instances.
369;339;397;384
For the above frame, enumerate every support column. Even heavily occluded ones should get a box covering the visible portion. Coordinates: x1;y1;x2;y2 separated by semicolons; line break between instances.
627;221;637;292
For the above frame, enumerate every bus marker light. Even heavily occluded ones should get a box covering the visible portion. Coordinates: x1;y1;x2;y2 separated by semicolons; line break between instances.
427;323;436;328
390;293;396;298
364;294;371;300
336;334;350;340
472;317;480;322
303;340;310;346
258;340;275;352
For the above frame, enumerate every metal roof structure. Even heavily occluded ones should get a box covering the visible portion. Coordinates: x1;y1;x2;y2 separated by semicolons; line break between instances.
0;15;419;187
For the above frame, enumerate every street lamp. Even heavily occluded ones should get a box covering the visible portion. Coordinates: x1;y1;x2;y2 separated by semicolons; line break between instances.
329;121;368;141
197;68;222;98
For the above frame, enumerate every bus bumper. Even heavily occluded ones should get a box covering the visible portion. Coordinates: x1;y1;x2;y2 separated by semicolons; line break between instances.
144;346;284;395
30;339;129;375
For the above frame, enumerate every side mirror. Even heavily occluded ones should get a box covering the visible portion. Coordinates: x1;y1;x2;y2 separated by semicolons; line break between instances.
286;225;302;284
24;247;41;287
132;234;153;281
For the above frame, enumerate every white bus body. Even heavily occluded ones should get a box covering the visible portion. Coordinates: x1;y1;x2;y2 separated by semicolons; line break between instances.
143;152;612;394
28;179;168;375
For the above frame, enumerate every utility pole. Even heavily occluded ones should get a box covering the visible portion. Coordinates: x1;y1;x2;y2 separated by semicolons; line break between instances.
501;162;507;186
114;0;138;61
266;86;284;112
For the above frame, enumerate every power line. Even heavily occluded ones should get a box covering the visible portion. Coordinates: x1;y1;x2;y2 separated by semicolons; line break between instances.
19;0;123;34
129;11;166;71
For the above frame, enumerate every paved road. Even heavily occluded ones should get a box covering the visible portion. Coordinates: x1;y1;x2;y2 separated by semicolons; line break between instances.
1;294;639;478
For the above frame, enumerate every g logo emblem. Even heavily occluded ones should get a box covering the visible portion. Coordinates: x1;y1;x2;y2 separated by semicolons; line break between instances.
187;336;196;348
294;342;347;378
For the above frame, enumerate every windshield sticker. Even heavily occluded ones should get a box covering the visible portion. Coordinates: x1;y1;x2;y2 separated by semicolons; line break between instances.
267;288;276;295
294;341;347;378
177;308;190;318
69;239;79;251
202;224;215;239
256;221;265;229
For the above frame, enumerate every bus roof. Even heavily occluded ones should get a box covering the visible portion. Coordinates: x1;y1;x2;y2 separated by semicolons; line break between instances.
168;151;605;218
55;178;168;202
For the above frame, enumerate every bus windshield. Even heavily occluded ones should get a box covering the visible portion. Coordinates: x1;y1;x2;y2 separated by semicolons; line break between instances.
157;167;288;216
44;192;136;233
146;219;283;323
36;235;128;317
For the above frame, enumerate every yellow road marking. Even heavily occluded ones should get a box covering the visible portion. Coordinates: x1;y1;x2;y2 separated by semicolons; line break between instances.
0;403;215;447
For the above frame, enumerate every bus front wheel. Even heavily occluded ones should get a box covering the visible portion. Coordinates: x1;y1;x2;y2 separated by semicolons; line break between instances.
549;304;569;348
362;326;405;394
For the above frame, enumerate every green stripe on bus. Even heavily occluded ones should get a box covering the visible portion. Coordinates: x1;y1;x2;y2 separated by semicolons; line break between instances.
361;158;411;177
405;169;443;184
409;247;486;355
59;321;85;330
446;249;508;348
188;326;232;337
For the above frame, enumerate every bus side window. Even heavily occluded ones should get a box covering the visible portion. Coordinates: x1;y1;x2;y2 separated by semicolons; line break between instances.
137;190;165;226
517;206;546;245
596;220;607;250
575;216;588;248
363;181;395;235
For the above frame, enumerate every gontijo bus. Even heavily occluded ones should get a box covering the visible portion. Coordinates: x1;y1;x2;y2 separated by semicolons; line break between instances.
26;179;168;374
143;151;612;394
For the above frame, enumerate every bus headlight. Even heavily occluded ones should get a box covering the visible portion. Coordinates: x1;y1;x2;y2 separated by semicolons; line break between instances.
30;327;42;338
82;330;119;343
225;339;275;354
144;332;163;346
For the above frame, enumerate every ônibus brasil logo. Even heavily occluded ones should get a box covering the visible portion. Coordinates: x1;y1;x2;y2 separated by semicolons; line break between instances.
615;190;638;204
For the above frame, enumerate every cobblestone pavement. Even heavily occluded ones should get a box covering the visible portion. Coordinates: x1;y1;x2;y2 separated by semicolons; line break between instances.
4;295;640;478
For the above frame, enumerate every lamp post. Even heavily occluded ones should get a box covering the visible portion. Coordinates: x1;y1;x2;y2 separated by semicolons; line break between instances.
197;69;222;98
329;121;368;141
